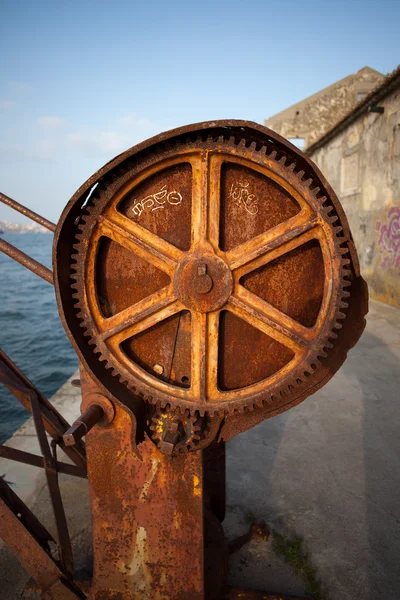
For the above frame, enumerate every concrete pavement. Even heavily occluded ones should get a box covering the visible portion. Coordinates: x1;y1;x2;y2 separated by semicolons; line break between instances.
0;299;399;599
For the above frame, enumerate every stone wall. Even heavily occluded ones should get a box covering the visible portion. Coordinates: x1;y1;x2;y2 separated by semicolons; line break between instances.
265;68;384;149
310;87;400;307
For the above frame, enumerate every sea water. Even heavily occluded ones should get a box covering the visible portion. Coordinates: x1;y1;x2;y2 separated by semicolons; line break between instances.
0;233;78;443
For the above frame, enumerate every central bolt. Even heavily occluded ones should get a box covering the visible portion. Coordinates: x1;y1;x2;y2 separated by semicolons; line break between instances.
192;262;213;294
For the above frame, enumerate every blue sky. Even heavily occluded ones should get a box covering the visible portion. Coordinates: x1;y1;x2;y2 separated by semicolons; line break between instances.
0;0;399;223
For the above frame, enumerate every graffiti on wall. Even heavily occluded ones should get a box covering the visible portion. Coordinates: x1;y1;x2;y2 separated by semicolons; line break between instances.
376;206;400;270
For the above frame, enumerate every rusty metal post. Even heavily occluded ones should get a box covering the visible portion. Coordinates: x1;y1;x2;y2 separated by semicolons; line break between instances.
80;368;227;600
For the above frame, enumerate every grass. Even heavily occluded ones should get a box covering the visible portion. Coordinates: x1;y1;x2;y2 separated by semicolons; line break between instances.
272;530;326;600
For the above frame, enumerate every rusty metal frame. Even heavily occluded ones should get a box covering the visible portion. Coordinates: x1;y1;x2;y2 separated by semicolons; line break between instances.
0;445;86;478
0;477;85;599
0;191;88;593
0;347;88;594
0;349;86;468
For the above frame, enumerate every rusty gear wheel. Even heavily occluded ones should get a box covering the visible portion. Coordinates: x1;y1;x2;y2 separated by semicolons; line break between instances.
148;407;205;455
54;121;367;420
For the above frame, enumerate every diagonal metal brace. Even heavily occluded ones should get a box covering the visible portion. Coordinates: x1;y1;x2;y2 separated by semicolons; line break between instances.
30;393;75;577
0;477;85;599
0;349;86;469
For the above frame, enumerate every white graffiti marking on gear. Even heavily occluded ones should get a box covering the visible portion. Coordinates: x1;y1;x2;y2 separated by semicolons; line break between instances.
132;185;183;217
228;180;258;215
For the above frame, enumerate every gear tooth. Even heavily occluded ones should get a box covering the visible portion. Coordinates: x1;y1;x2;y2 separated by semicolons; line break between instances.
249;141;257;151
303;177;313;187
158;398;168;410
260;145;267;156
328;331;338;340
238;138;246;148
278;156;287;166
323;205;335;217
341;258;351;266
342;290;351;298
334;321;343;330
319;196;329;206
288;162;296;172
310;185;320;196
336;311;347;320
296;169;305;180
268;150;278;160
318;350;328;358
340;301;349;309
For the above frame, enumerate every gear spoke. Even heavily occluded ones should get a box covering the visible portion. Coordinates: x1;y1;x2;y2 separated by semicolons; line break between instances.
105;299;184;347
190;311;219;402
99;285;176;340
99;213;182;276
208;154;221;250
235;285;315;344
227;294;308;356
227;212;319;274
191;152;210;246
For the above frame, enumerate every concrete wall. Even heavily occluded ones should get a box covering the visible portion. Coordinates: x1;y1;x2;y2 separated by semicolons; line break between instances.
265;68;384;149
310;87;400;307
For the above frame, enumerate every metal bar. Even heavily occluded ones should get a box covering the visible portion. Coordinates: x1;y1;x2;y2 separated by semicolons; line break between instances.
30;393;75;577
0;238;54;284
0;475;55;549
0;445;87;479
63;404;104;446
0;191;56;232
0;349;86;469
0;478;85;599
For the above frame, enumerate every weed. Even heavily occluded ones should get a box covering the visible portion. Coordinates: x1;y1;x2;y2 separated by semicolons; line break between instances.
272;530;326;600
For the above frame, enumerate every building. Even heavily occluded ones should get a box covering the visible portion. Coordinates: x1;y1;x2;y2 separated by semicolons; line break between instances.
265;67;385;150
307;66;400;308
